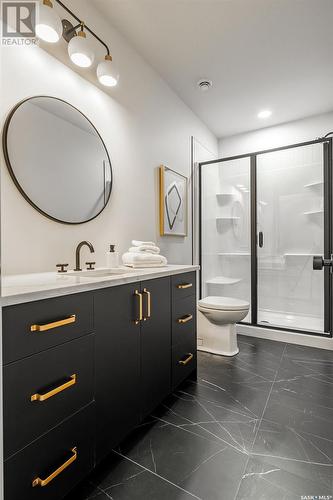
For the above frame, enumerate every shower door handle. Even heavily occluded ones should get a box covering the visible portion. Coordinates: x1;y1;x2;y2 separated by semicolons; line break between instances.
258;231;264;248
313;255;333;270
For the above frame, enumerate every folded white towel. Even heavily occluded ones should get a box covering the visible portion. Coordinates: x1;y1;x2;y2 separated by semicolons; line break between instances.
129;245;160;254
122;252;167;268
125;262;168;269
132;240;156;247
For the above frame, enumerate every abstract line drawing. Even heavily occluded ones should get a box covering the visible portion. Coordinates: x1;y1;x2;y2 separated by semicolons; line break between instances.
159;165;187;236
165;181;182;229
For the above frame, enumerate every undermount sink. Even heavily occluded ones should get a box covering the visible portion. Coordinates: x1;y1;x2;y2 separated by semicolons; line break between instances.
67;268;135;278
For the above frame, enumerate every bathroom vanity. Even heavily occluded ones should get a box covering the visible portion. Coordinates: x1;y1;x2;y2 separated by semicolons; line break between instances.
1;265;198;500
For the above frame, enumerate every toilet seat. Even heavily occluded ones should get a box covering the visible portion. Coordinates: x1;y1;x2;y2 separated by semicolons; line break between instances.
198;296;249;311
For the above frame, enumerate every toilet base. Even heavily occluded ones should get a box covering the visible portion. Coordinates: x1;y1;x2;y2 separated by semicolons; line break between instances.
197;345;239;357
197;309;239;357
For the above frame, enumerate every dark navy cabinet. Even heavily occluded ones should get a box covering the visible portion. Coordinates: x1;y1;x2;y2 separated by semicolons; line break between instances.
94;282;141;463
140;277;171;418
171;272;197;388
95;276;172;463
2;271;197;500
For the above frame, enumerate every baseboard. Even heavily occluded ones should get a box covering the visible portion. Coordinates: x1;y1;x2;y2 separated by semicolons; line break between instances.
237;324;333;350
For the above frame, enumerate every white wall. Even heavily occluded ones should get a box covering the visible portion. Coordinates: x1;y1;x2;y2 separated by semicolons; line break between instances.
0;0;217;275
219;111;333;157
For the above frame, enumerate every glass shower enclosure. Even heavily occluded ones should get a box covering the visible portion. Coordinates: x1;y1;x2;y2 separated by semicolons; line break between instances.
200;139;332;336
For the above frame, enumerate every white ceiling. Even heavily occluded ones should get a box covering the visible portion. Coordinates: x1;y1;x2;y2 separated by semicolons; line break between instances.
93;0;333;138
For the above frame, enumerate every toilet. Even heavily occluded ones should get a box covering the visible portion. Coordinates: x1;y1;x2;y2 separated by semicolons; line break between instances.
197;296;250;356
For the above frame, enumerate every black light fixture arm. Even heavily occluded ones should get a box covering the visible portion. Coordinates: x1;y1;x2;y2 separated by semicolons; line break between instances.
54;0;111;56
64;21;81;37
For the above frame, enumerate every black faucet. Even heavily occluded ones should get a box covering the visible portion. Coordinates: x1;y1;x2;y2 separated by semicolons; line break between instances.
74;241;95;271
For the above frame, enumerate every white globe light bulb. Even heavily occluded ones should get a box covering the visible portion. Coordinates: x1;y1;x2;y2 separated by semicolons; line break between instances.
36;0;62;43
97;55;119;87
68;31;95;68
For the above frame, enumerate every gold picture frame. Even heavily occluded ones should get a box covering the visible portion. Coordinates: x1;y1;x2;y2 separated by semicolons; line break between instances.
159;165;188;236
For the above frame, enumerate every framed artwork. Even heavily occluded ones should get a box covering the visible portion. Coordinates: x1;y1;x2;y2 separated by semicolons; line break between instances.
159;165;187;236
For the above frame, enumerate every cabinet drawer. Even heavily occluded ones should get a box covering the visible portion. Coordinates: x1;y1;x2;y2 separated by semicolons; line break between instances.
4;404;95;500
172;295;196;347
172;340;197;389
3;292;93;364
4;334;94;459
172;272;196;300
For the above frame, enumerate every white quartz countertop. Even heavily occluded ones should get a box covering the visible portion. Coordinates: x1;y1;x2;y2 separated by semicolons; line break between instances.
0;265;199;306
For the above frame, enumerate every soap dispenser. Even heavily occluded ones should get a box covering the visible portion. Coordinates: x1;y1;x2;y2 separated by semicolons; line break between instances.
106;244;119;268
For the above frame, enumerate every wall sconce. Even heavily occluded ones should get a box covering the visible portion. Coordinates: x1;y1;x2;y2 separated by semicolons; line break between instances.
36;0;119;87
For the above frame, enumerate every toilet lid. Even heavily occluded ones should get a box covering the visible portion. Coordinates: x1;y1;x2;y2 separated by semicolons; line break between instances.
198;296;250;311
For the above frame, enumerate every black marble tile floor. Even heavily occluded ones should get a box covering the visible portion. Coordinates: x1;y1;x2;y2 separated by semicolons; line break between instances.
67;336;333;500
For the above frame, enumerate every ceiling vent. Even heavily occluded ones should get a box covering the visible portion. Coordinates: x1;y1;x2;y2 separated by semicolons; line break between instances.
197;79;213;92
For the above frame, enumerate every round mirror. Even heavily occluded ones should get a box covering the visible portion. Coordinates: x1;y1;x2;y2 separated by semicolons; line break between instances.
3;96;112;224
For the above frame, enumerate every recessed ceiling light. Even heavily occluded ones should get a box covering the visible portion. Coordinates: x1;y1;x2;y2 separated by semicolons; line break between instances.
258;109;272;119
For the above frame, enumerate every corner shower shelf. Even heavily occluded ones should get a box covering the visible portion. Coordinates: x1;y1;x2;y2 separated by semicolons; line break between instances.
216;193;235;200
206;276;242;285
304;181;324;189
216;217;240;221
218;252;250;256
216;194;235;206
303;210;323;215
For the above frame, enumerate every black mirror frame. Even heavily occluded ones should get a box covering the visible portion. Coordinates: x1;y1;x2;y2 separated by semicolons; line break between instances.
2;95;113;225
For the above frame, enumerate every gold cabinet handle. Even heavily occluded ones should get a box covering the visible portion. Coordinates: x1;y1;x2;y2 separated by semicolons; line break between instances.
177;314;193;324
30;314;76;332
31;374;77;402
134;290;143;324
32;447;77;487
177;283;192;289
178;353;194;366
143;288;151;321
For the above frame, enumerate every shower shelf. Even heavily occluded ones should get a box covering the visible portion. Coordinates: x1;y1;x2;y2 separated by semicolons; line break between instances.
303;210;323;215
216;216;240;221
206;276;242;285
216;193;234;200
218;252;250;256
304;181;324;188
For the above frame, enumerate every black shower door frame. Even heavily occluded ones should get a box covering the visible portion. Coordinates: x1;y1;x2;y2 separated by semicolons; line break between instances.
199;137;333;337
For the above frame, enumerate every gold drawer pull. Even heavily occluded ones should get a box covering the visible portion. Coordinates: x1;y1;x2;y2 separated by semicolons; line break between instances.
178;353;194;366
30;315;76;332
31;374;76;402
143;288;151;321
134;290;143;324
32;447;77;487
177;283;193;289
178;314;193;324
